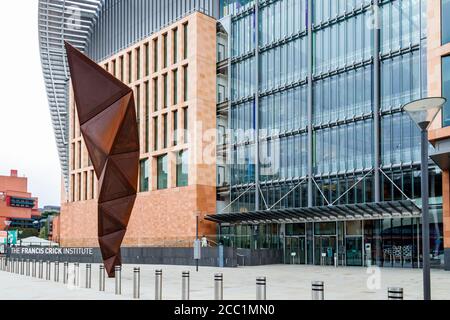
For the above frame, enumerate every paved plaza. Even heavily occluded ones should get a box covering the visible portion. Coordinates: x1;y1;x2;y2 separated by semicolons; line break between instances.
0;264;449;300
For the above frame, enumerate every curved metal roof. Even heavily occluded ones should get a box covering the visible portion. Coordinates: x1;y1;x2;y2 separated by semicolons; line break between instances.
38;0;103;192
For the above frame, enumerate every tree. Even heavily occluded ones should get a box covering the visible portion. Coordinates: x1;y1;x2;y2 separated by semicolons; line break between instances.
39;226;48;239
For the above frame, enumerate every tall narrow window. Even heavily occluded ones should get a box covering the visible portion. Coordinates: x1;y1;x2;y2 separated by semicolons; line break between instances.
136;47;141;80
176;150;189;187
153;117;158;151
163;33;168;68
183;23;188;59
120;56;124;81
112;60;116;77
139;158;149;192
163;74;168;108
443;56;450;126
145;81;149;153
136;85;140;138
183;108;189;144
173;110;178;146
77;173;81;201
145;43;150;76
173;69;178;105
153;39;158;72
443;0;450;45
71;175;75;202
153;78;158;111
163;113;168;148
83;171;88;200
128;52;132;83
183;65;188;101
78;141;82;169
71;143;75;170
157;154;168;190
90;170;95;199
173;28;178;63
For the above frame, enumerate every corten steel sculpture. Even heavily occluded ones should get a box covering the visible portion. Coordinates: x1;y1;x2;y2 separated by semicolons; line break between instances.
64;42;139;278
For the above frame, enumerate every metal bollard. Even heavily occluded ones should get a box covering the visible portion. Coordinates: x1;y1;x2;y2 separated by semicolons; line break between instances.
74;262;80;287
133;267;140;299
214;273;223;300
155;269;163;300
26;259;30;276
115;265;122;295
85;264;91;289
256;277;267;300
32;259;36;277
388;287;403;300
14;259;18;274
20;259;24;275
312;281;324;300
54;261;59;282
182;271;190;300
38;260;43;279
63;262;68;284
46;261;51;280
99;265;105;291
334;253;338;268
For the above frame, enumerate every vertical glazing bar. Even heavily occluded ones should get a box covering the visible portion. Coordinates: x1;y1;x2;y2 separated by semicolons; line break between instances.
254;0;260;214
307;0;313;209
373;0;381;203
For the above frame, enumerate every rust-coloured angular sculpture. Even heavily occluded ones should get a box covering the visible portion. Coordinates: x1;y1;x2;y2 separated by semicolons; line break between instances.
64;42;139;277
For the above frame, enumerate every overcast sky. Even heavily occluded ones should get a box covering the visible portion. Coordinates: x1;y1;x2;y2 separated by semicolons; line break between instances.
0;1;61;206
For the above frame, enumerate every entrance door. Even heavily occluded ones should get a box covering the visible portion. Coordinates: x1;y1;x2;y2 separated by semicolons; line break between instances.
285;237;306;264
346;237;363;266
314;236;336;265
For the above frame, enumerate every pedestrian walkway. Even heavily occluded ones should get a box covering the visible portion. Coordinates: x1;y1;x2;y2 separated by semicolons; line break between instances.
0;264;449;300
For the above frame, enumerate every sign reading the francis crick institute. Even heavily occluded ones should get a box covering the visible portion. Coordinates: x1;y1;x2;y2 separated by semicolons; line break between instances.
10;247;94;256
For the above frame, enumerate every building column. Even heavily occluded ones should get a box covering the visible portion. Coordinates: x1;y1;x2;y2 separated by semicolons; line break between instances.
307;0;313;208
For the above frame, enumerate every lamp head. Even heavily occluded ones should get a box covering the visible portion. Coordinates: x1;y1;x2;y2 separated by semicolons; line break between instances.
403;97;447;131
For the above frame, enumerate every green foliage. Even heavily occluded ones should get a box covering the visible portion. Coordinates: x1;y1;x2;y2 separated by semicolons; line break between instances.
39;226;48;239
13;228;39;239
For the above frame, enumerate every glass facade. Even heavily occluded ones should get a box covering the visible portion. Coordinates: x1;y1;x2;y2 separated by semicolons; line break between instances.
219;0;442;267
139;158;149;192
443;0;450;45
443;56;450;127
176;150;189;187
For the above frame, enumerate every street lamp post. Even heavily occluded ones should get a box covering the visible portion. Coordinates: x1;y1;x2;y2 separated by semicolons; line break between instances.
403;97;447;301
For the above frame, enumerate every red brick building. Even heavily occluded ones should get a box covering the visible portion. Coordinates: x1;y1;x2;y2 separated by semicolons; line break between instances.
0;170;40;230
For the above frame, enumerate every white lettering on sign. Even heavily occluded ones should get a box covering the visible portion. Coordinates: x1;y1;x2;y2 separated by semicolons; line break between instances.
10;247;93;256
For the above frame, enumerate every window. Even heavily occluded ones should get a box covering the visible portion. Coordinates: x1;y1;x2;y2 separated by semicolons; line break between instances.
77;173;81;201
145;82;149;153
183;65;188;101
173;110;178;146
163;113;168;148
183;23;188;59
139;159;149;192
176;150;189;187
71;143;75;170
157;154;168;190
163;33;168;68
71;174;75;202
153;78;158;111
127;52;132;83
163;74;168;108
153;117;158;151
78;141;82;169
90;170;95;199
183;108;189;143
145;43;150;76
443;56;450;126
173;28;178;63
136;47;141;80
120;56;124;81
153;39;158;72
443;0;450;45
173;69;178;105
135;85;140;138
112;60;116;77
83;171;88;200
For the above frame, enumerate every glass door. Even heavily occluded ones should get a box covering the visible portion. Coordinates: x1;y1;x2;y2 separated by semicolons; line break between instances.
346;237;363;266
285;236;306;264
314;236;336;265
